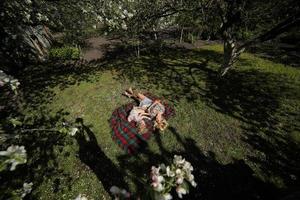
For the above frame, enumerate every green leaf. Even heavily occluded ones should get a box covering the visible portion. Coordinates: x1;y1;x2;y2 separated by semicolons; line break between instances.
9;118;23;128
58;127;68;134
182;180;190;193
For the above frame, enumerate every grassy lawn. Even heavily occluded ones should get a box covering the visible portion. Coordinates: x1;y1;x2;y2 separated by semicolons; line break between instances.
18;44;300;199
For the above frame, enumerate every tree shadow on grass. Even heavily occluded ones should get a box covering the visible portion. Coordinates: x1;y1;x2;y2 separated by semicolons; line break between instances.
203;67;300;189
102;45;300;192
117;126;282;200
169;126;283;200
77;45;299;199
101;46;220;102
18;59;108;108
15;42;300;197
17;39;133;109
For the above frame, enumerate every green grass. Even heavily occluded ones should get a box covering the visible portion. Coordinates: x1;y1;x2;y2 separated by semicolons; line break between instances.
18;44;300;199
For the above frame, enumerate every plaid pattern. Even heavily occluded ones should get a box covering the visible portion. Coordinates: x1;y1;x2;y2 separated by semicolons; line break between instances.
110;93;175;154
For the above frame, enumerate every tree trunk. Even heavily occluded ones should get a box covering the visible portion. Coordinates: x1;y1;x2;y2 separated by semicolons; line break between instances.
191;33;194;44
219;13;299;76
153;27;158;40
220;39;245;76
216;2;299;76
23;25;53;61
179;28;184;43
136;41;140;58
154;33;158;40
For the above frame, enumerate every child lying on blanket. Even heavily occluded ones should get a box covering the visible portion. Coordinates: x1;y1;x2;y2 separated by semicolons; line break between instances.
127;106;151;133
124;88;168;133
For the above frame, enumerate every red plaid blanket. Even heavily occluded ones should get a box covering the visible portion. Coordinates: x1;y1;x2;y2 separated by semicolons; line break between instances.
110;94;175;154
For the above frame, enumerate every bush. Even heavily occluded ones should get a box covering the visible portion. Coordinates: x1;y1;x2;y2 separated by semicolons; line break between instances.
49;46;81;60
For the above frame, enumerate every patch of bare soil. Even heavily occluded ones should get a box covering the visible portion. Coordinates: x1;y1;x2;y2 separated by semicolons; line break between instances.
82;37;120;61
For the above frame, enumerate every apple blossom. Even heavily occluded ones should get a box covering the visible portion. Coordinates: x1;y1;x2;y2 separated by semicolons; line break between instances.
163;193;173;200
0;145;27;171
176;186;187;198
166;166;175;177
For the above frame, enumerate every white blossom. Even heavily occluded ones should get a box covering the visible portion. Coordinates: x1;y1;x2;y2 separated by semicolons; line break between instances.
120;14;126;19
187;174;194;182
166;166;175;177
127;13;134;18
0;68;20;91
9;79;20;91
96;15;103;22
150;155;197;198
0;145;27;171
176;186;187;198
157;175;164;183
183;161;193;172
110;186;130;198
151;166;160;176
3;78;10;83
36;13;42;21
75;194;88;200
110;186;121;195
163;193;173;200
173;155;185;166
152;182;164;192
175;169;183;176
121;21;128;30
176;176;184;184
191;180;197;187
25;0;32;4
21;182;33;198
69;127;79;136
123;9;128;15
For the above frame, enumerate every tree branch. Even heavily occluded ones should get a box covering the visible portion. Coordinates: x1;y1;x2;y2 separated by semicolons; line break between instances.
239;13;300;50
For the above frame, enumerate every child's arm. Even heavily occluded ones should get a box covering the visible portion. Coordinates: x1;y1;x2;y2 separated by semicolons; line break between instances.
155;112;163;123
141;116;151;120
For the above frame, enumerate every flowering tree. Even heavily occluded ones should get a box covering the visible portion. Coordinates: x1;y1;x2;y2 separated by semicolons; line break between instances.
99;0;188;57
0;0;51;68
0;70;20;93
149;155;197;200
99;0;299;75
214;0;300;75
108;155;197;200
0;145;27;172
0;145;33;199
0;0;103;73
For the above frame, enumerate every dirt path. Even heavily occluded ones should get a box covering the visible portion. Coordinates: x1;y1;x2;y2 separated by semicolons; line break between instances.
82;36;120;61
81;36;219;61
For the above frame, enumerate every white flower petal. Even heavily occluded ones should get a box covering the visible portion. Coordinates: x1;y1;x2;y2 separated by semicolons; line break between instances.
163;193;172;200
110;186;121;195
176;187;187;199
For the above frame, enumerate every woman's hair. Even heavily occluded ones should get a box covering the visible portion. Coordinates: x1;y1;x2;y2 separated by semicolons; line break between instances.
154;118;168;131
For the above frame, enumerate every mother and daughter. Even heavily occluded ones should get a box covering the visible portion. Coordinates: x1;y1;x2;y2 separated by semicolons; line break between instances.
123;88;168;133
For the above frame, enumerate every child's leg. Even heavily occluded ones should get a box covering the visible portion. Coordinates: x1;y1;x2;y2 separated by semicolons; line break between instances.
126;88;146;101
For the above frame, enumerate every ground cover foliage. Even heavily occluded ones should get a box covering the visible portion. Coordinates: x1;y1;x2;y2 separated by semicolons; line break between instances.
1;44;298;199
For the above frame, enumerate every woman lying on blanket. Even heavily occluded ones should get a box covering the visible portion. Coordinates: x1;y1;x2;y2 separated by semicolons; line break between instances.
124;88;168;133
